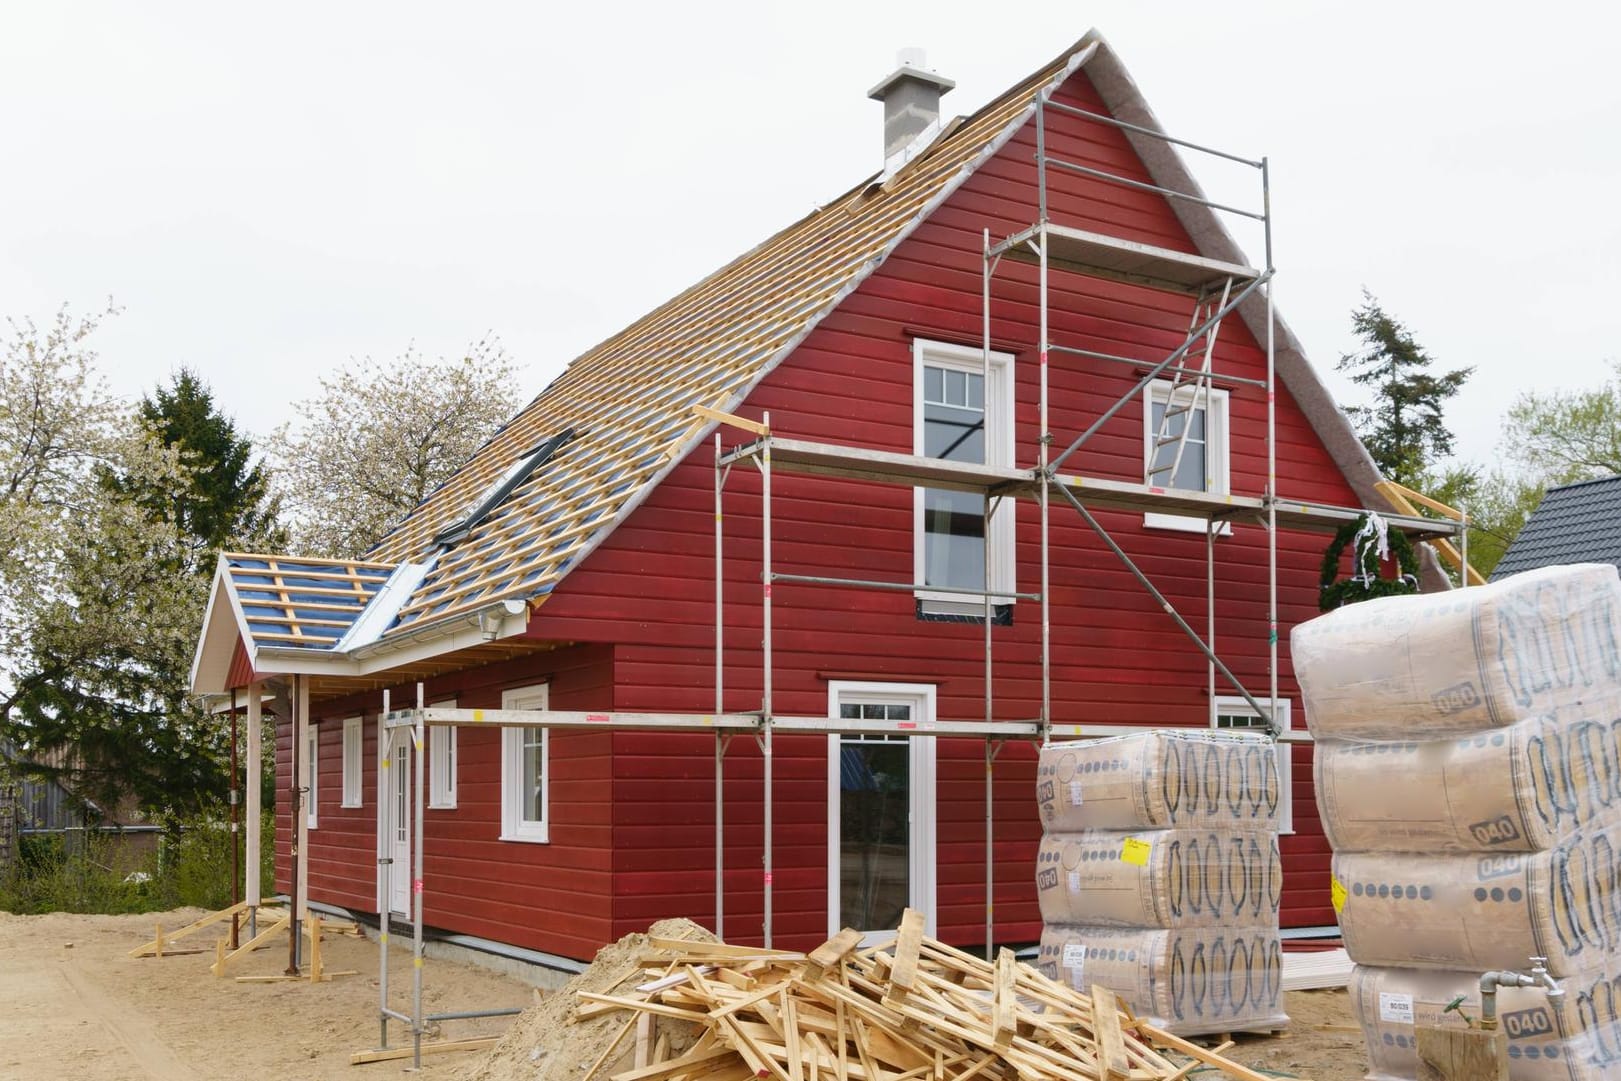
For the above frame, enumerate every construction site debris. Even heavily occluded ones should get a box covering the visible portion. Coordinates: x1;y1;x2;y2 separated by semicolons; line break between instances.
490;909;1283;1081
460;918;717;1081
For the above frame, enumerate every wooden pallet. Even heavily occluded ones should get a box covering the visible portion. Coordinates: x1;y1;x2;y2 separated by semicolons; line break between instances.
570;910;1291;1081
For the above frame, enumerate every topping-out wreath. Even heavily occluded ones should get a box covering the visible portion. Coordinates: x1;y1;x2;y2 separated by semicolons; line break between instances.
1319;511;1421;612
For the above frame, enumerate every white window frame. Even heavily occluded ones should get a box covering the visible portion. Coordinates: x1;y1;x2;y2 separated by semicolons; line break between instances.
340;716;363;808
825;681;937;941
429;698;457;809
1213;695;1294;834
912;338;1015;615
500;684;550;843
304;721;319;829
1142;378;1230;533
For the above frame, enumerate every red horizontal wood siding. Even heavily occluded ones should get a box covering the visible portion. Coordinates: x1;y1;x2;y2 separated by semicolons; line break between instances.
275;65;1348;961
275;644;620;961
526;67;1344;948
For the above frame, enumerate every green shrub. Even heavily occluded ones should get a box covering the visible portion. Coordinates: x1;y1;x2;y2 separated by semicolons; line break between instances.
0;811;275;915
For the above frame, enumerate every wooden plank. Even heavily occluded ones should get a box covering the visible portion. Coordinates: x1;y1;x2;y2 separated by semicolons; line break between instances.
1090;986;1129;1081
882;910;924;1007
130;902;250;957
803;929;864;984
348;1037;499;1065
691;404;770;437
211;913;289;977
1138;1024;1276;1081
1416;1025;1508;1081
992;949;1016;1050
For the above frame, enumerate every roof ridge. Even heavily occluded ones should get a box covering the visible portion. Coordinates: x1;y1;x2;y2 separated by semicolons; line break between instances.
1548;473;1621;492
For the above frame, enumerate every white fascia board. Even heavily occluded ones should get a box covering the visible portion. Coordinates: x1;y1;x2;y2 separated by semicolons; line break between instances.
189;557;256;695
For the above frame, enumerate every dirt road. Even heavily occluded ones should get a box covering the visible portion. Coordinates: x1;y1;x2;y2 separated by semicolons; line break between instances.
0;908;531;1081
0;908;1369;1081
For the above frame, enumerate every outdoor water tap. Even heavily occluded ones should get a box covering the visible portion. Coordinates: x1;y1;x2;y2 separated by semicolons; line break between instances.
1479;957;1564;1030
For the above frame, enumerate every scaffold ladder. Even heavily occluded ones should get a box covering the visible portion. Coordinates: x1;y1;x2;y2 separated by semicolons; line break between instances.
1145;276;1234;487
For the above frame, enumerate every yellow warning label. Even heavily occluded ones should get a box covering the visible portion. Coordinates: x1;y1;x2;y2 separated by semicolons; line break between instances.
472;709;485;722
1120;837;1151;866
1331;874;1348;915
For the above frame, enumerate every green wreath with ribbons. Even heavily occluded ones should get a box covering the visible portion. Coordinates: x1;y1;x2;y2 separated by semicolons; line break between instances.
1319;512;1421;612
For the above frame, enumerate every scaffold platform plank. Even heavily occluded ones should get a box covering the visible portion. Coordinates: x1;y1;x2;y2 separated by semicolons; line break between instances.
726;437;1456;539
382;708;760;731
992;223;1261;296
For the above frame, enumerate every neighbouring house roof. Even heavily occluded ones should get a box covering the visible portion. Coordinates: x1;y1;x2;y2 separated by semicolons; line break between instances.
1491;475;1621;581
192;29;1394;692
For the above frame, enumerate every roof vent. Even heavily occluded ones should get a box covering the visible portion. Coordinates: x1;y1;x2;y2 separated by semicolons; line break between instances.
867;49;955;165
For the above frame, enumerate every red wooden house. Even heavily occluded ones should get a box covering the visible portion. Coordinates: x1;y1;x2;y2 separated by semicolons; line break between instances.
190;31;1452;971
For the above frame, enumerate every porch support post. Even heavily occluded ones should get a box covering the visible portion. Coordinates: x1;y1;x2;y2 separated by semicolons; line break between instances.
244;682;262;938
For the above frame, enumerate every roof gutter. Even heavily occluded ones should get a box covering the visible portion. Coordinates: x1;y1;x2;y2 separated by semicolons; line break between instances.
243;596;531;679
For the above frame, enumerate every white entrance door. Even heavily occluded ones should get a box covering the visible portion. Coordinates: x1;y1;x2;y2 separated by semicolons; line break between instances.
827;683;936;940
389;738;410;915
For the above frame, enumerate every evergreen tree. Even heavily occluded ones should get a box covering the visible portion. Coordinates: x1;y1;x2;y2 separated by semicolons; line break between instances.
135;367;282;568
1337;291;1473;486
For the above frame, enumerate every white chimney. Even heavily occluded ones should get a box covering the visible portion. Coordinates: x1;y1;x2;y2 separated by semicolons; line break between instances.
867;48;955;163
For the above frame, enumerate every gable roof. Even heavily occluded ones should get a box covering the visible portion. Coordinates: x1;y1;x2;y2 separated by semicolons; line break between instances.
1491;475;1621;580
195;30;1400;690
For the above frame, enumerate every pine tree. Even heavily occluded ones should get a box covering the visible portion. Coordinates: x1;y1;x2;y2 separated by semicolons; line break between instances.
135;367;282;567
1337;291;1473;486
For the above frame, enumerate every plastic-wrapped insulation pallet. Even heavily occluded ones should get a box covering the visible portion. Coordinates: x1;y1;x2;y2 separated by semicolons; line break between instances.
1350;963;1621;1081
1034;729;1287;1036
1289;562;1621;1081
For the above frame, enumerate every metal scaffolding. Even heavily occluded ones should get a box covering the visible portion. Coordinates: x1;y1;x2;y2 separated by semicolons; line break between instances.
362;99;1460;1068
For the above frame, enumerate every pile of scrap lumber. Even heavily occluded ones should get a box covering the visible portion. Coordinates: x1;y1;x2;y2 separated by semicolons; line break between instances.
574;911;1282;1081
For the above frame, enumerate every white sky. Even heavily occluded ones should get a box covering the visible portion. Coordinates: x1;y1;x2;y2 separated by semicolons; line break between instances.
3;1;1616;476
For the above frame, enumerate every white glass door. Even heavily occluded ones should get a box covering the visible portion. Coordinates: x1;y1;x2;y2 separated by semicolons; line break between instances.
827;684;935;940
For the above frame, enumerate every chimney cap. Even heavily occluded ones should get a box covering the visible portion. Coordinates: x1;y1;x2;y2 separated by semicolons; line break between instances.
867;49;955;101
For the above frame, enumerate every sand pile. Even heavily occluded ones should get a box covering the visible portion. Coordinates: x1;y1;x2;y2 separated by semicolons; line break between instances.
459;918;716;1081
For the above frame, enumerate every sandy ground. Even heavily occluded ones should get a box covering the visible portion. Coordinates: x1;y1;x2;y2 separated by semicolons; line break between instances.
0;908;1371;1081
0;908;532;1081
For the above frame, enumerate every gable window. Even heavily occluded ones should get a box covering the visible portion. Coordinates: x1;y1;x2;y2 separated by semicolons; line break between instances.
913;339;1014;616
304;722;319;829
429;698;457;809
341;716;363;808
1213;695;1293;834
500;684;549;843
1142;379;1229;533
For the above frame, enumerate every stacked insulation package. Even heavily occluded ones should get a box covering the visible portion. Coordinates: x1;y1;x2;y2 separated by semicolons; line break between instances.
1292;562;1621;1081
1033;729;1289;1035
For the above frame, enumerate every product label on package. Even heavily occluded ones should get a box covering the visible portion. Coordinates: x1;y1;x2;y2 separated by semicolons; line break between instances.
1379;993;1414;1025
1331;874;1348;915
1068;780;1084;805
1068;870;1081;893
1121;837;1151;866
1062;943;1086;970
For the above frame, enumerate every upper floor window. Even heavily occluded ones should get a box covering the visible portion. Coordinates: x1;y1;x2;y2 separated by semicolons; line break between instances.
1143;379;1229;532
912;339;1014;616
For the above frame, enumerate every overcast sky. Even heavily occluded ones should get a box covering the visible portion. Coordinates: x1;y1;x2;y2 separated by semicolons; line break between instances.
3;1;1616;479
